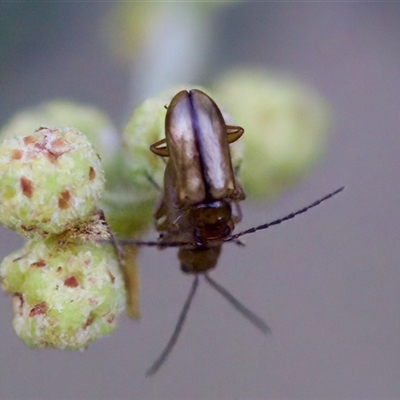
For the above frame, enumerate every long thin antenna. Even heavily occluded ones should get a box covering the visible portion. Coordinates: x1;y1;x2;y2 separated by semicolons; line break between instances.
113;187;344;249
225;186;344;243
116;238;184;247
204;274;271;335
146;275;200;377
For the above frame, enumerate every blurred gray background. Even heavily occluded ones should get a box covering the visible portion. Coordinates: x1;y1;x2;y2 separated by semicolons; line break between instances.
0;3;399;399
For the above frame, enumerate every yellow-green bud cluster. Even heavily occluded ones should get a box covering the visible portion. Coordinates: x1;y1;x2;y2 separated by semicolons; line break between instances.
0;126;126;350
0;238;125;350
0;127;105;236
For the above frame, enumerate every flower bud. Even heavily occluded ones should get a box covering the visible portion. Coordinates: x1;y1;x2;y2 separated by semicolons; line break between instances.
213;68;331;200
0;236;126;350
0;101;119;186
0;127;105;236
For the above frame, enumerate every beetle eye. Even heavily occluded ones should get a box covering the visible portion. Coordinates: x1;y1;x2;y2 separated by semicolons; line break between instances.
223;225;232;237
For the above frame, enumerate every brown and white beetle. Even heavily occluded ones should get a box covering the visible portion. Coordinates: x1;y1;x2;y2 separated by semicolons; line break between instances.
121;89;343;376
150;89;246;274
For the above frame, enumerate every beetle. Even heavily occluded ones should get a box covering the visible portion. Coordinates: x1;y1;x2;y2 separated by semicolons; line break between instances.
149;89;246;274
121;89;343;376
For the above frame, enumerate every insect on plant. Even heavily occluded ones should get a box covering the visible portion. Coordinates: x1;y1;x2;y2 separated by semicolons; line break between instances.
121;89;344;376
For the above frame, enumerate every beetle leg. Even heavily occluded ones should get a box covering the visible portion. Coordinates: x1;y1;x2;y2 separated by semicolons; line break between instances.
226;125;244;144
154;198;169;232
150;138;170;157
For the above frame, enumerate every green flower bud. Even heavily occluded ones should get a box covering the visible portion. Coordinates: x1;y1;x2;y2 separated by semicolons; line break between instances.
213;68;331;200
123;86;186;192
0;101;119;186
0;127;105;236
0;237;126;350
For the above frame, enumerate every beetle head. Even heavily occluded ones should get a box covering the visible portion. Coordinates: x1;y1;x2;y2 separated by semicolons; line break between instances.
189;200;234;244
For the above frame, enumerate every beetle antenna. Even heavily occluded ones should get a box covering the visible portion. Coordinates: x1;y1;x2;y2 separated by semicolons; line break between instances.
116;238;186;247
146;275;200;377
113;187;344;249
225;186;344;243
204;274;271;335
